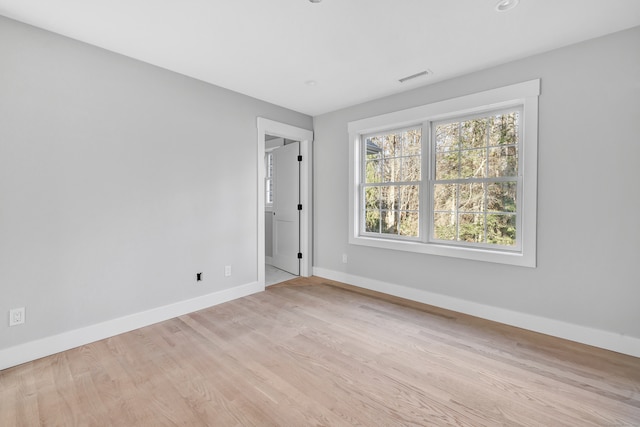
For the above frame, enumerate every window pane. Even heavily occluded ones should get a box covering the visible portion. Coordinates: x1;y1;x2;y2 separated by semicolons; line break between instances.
403;129;422;156
365;160;382;183
366;128;421;185
460;118;487;149
399;211;419;237
267;153;273;177
401;155;421;181
380;186;398;210
460;148;487;178
487;182;517;213
366;138;383;160
488;146;517;177
436;123;458;152
433;184;456;212
433;212;456;241
364;187;380;210
380;210;398;234
489;112;519;146
458;213;485;243
382;158;402;182
365;210;381;233
382;133;400;158
486;214;516;246
399;185;419;211
435;152;459;180
458;182;484;212
266;180;272;204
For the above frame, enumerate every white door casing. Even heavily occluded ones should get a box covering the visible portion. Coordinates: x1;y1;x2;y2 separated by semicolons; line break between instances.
257;118;313;288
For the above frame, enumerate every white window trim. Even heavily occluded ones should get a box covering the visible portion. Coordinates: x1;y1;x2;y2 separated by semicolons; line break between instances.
348;80;540;267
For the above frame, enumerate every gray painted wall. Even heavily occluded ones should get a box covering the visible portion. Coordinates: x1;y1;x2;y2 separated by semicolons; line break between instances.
313;26;640;339
0;16;311;350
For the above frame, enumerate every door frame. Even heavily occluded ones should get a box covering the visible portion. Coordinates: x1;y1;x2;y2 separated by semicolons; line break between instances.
257;118;313;287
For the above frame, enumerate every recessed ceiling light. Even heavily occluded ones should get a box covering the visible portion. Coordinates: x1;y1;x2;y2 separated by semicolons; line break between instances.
309;0;322;3
495;0;520;12
305;80;318;86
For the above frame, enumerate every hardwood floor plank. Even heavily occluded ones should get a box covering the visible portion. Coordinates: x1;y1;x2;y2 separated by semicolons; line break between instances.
186;306;363;426
1;276;639;426
256;285;572;426
15;363;41;426
0;363;19;426
237;293;485;425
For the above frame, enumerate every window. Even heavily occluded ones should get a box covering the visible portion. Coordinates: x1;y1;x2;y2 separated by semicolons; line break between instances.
362;127;422;238
431;109;521;250
265;152;274;207
348;80;539;267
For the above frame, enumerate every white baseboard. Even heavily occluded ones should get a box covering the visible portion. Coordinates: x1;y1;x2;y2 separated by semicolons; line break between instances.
0;281;264;370
313;267;640;358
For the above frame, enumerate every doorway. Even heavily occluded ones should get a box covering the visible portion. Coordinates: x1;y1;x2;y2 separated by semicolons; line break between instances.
257;118;313;288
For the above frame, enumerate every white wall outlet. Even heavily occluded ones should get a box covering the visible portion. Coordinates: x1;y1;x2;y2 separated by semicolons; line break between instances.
224;265;232;277
342;253;348;263
9;307;25;326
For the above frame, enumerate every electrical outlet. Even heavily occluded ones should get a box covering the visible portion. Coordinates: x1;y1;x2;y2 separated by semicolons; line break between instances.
342;253;348;263
224;265;232;277
9;307;25;326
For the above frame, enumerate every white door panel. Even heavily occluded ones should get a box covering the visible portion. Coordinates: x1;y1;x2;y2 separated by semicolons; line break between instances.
272;141;300;275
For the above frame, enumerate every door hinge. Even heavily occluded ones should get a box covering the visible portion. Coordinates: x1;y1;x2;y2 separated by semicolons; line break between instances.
297;155;302;161
297;252;303;259
297;204;302;211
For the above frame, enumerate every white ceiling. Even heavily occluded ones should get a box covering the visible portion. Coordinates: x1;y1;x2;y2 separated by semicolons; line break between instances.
1;0;640;116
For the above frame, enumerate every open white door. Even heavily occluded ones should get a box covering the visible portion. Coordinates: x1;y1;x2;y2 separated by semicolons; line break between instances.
271;141;300;275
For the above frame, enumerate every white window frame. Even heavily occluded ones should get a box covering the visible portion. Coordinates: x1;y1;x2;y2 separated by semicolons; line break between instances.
348;80;539;267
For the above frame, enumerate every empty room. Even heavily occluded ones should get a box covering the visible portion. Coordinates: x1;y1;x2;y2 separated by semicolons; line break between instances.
1;0;640;425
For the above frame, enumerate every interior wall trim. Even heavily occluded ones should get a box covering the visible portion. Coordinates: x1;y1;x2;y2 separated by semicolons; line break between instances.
0;281;263;370
312;267;640;358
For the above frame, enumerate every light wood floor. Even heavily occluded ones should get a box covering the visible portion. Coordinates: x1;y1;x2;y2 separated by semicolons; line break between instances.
2;276;639;426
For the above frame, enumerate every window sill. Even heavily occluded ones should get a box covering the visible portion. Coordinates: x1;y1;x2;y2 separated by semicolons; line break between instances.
349;234;535;268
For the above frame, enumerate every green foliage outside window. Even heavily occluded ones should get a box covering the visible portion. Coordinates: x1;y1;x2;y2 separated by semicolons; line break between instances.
433;112;519;247
364;129;421;237
361;110;519;248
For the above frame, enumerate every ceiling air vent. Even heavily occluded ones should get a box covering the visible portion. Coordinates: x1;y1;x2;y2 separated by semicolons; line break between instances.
398;70;431;83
